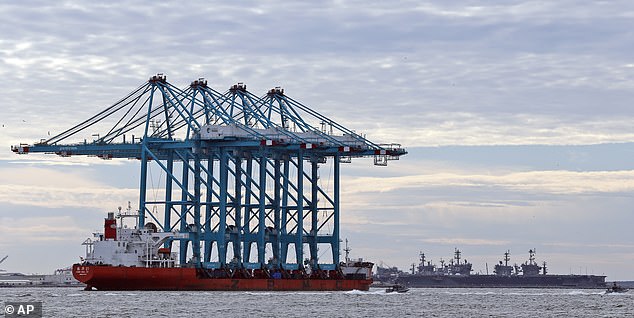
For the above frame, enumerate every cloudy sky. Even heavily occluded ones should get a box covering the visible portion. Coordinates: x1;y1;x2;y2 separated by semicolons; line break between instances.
1;1;633;280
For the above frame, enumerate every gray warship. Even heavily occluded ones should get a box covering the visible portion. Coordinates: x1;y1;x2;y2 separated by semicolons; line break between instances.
376;249;606;288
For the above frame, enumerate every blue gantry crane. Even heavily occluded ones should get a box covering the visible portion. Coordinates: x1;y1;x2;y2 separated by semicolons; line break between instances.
12;74;406;272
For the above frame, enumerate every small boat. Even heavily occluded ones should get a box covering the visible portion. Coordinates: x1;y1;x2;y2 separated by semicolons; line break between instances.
386;284;409;293
606;282;629;294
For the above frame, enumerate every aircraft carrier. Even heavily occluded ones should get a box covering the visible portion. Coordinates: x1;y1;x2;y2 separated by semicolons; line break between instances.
376;249;606;289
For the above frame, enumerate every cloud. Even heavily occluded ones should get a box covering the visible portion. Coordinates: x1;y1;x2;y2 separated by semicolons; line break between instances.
0;215;87;246
420;237;511;246
342;170;634;196
0;166;105;187
1;1;634;280
0;164;137;208
544;242;634;249
370;113;634;147
0;184;136;208
1;1;634;150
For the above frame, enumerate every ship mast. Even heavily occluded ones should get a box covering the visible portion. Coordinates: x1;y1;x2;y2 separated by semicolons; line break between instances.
116;201;139;232
344;239;351;263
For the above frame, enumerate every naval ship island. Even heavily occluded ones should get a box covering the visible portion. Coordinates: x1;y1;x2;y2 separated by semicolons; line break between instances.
376;249;606;288
13;74;406;291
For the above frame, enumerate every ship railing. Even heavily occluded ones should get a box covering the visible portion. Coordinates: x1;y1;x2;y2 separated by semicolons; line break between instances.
143;258;176;268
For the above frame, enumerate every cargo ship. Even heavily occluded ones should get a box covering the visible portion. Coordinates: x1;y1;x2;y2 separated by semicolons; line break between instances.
73;211;373;291
376;249;606;289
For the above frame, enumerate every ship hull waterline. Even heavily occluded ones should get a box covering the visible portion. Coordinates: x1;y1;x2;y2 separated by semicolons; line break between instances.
73;264;372;291
393;275;607;289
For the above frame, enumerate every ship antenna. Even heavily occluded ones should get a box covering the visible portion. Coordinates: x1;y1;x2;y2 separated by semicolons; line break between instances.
529;248;536;265
344;238;351;263
504;250;510;266
117;206;122;229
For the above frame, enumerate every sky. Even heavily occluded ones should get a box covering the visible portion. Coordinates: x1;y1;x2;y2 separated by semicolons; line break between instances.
0;1;633;280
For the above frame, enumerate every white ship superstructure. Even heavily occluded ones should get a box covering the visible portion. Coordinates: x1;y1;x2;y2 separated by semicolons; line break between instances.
82;207;185;268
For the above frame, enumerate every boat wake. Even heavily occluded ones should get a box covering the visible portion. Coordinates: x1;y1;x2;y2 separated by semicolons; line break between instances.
346;289;403;295
566;290;603;296
600;291;630;296
443;291;497;296
243;291;334;296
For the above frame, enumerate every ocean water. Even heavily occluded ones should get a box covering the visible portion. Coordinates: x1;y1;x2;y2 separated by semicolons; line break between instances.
0;287;632;318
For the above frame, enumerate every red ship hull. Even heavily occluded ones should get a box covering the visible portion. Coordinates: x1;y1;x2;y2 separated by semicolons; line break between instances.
72;264;372;291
